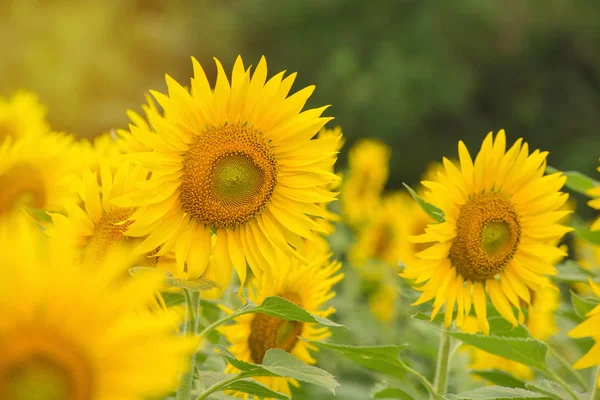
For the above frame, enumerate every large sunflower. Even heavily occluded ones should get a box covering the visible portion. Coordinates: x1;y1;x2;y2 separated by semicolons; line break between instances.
0;133;79;224
401;130;571;334
0;216;195;400
116;56;339;286
0;91;49;144
341;138;391;229
218;246;343;397
569;280;600;387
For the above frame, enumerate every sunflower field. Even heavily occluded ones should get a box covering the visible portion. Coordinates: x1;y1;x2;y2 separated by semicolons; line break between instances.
2;2;600;400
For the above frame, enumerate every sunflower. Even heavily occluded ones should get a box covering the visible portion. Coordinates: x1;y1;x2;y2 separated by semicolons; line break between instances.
401;130;571;334
368;283;398;323
569;280;600;387
589;160;600;231
0;91;49;144
0;133;79;225
218;247;343;397
341;138;391;229
116;93;159;154
315;126;344;235
72;132;123;175
350;192;405;267
0;215;196;400
116;56;339;286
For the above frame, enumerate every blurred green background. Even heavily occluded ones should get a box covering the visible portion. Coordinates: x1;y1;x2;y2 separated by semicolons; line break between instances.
2;0;599;188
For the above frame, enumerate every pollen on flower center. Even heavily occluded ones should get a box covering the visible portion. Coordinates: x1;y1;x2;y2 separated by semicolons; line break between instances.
0;164;46;215
180;124;278;230
248;292;303;364
85;208;135;259
449;193;521;281
0;331;93;400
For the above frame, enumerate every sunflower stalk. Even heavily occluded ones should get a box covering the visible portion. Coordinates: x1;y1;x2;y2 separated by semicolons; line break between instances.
195;374;244;400
177;289;201;400
550;347;588;391
433;327;452;398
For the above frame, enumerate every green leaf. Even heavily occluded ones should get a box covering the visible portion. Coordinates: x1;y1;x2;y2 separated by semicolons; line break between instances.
471;370;526;389
261;349;340;394
445;386;550;399
554;261;596;283
546;167;600;196
525;382;575;400
574;228;600;245
448;333;548;371
22;206;53;223
410;311;444;325
225;379;290;399
571;290;600;320
486;317;530;338
160;291;185;307
306;341;408;378
402;183;444;222
250;296;343;327
215;346;339;393
371;387;414;399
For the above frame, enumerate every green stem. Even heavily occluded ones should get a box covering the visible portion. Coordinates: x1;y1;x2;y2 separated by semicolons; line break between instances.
195;374;244;400
176;289;201;400
592;366;600;400
398;359;436;399
543;367;579;400
433;328;451;398
197;303;256;339
550;347;588;391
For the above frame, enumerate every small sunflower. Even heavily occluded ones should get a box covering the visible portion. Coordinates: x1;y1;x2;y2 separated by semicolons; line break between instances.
569;280;600;387
0;133;79;224
350;192;405;267
341;138;391;229
46;161;149;262
0;91;49;144
401;130;571;334
116;56;339;286
218;247;343;397
0;216;196;400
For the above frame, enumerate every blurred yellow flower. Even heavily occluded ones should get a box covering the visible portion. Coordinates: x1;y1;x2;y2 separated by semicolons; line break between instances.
588;159;600;231
72;132;123;175
116;56;339;288
315;126;345;235
569;280;600;387
527;284;560;341
0;91;49;145
341;138;391;229
368;283;398;323
218;246;343;398
0;133;79;224
0;216;196;400
402;130;571;334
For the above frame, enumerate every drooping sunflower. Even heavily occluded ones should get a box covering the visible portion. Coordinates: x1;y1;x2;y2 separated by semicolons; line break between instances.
401;130;571;334
341;138;391;229
569;280;600;387
0;91;49;144
0;133;79;225
0;216;196;400
116;56;339;286
218;247;343;397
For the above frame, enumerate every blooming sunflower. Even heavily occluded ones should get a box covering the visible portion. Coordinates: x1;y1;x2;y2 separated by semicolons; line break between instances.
0;215;196;400
569;280;600;387
116;56;339;286
0;133;79;224
116;93;159;154
218;247;343;397
314;126;344;235
401;130;571;334
0;91;49;144
341;138;391;229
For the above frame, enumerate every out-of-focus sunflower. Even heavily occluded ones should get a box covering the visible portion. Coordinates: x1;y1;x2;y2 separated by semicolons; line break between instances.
72;132;123;177
116;56;339;287
315;126;344;234
368;283;398;323
0;133;79;224
218;247;343;397
350;192;404;267
402;130;571;334
588;160;600;231
116;93;159;154
0;216;196;400
574;237;600;295
0;91;49;145
460;315;534;382
569;280;600;387
341;138;391;229
527;284;560;341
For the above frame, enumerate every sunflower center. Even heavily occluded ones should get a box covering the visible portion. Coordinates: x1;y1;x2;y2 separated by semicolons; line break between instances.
248;292;303;364
84;208;135;260
449;193;521;281
180;124;278;230
0;164;46;216
0;331;93;400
